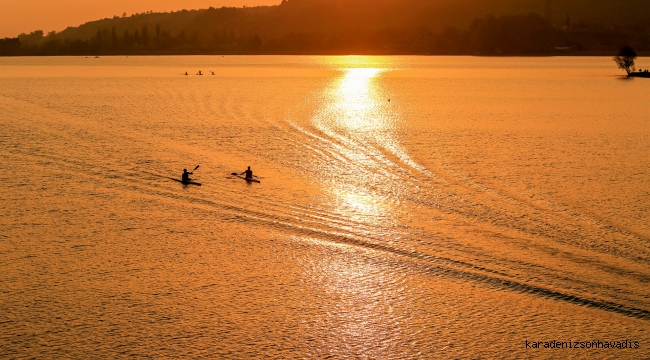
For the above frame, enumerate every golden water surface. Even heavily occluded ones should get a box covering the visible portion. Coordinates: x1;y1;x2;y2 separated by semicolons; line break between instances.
1;56;649;358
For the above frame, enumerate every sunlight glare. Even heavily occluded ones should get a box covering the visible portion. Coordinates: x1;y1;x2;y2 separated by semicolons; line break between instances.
333;68;384;131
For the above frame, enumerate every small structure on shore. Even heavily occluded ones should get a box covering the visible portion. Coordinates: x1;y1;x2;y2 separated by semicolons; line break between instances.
629;70;650;78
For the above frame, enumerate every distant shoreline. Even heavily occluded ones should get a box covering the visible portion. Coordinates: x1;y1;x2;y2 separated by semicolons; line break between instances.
4;0;650;60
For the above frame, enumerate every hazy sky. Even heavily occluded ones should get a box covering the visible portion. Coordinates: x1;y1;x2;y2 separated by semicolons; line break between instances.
1;0;280;38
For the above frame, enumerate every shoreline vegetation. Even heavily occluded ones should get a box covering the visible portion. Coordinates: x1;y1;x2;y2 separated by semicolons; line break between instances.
2;0;650;57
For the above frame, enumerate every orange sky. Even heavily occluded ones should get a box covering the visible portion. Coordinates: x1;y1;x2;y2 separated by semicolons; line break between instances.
0;0;280;38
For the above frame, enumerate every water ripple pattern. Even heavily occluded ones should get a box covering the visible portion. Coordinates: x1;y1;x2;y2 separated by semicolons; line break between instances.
0;56;648;358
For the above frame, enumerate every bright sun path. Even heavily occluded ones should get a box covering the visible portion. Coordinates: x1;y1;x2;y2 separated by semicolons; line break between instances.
334;68;384;131
329;67;388;221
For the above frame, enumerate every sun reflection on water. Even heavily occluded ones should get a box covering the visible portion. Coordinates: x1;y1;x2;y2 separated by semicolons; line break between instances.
313;66;393;226
334;190;385;222
305;64;413;352
332;68;384;131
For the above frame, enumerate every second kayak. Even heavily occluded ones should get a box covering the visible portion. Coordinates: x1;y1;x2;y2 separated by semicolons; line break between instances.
169;178;202;186
235;175;260;183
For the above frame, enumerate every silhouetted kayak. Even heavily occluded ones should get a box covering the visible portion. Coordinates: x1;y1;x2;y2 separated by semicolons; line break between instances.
236;175;260;183
168;177;202;186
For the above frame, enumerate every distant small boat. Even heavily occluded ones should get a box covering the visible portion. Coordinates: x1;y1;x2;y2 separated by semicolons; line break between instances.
629;71;650;78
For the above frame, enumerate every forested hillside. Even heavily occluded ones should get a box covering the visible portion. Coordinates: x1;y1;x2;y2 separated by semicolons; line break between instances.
1;0;649;55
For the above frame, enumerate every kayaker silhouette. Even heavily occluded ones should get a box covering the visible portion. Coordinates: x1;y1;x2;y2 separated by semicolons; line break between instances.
240;166;253;179
182;168;192;182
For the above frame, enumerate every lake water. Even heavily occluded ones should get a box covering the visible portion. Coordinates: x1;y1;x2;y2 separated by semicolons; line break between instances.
1;56;649;358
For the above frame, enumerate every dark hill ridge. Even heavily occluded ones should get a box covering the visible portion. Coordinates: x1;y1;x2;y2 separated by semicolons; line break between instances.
2;0;650;55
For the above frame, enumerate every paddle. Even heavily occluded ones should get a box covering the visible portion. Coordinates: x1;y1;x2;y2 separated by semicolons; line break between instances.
190;165;199;174
231;172;257;177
